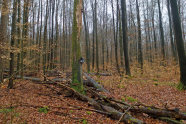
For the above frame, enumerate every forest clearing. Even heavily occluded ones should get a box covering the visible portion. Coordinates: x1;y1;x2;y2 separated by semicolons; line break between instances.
0;0;186;123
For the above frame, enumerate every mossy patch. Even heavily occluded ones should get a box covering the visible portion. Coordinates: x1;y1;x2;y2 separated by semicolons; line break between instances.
117;84;125;89
177;82;186;90
126;96;138;103
38;106;49;114
79;119;88;124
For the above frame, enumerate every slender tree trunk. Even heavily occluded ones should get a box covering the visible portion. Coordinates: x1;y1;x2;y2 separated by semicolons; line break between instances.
121;0;131;75
151;0;157;56
38;0;43;72
16;0;21;73
95;0;99;72
111;0;120;73
105;0;109;70
43;0;49;81
50;0;55;69
0;0;9;83
83;1;90;73
158;0;166;60
119;15;124;68
91;2;95;70
146;1;152;63
21;0;29;78
8;0;17;89
136;0;143;71
167;0;177;60
35;0;40;70
54;0;59;68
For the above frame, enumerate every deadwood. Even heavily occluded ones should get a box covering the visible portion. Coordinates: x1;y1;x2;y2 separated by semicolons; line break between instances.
11;75;186;123
83;72;110;93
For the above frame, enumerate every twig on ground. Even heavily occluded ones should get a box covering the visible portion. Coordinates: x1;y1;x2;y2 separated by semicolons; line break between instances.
117;103;137;124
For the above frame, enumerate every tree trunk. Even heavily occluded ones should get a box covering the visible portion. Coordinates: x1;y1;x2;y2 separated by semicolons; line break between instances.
16;0;21;73
120;0;131;75
71;0;84;93
151;0;157;56
21;0;29;78
95;0;99;72
8;0;17;89
111;0;120;74
136;0;143;71
167;0;177;60
83;1;90;73
169;0;186;89
158;0;166;60
43;0;49;81
91;1;95;70
0;0;9;83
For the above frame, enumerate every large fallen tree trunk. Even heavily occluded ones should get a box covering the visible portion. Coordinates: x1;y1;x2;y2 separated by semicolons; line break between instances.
129;106;186;120
83;73;110;93
9;73;110;94
10;76;101;90
88;89;186;121
55;83;143;124
89;72;112;76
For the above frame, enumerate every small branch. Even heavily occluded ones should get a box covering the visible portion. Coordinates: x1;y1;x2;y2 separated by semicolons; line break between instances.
117;103;136;124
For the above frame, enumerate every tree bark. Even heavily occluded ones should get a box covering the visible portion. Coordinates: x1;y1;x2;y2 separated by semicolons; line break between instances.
95;0;99;72
71;0;84;93
111;0;120;73
167;0;177;60
158;0;166;60
21;0;29;78
8;0;17;89
0;0;9;83
83;1;90;73
136;0;143;71
169;0;186;89
120;0;131;75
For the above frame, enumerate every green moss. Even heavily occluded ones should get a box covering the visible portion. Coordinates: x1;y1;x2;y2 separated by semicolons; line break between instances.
121;97;125;102
79;119;88;124
38;106;49;114
177;82;186;90
159;117;183;124
153;82;177;88
69;110;74;113
129;118;138;123
153;79;158;82
147;107;152;110
118;84;125;89
126;96;138;103
86;111;92;115
0;108;14;114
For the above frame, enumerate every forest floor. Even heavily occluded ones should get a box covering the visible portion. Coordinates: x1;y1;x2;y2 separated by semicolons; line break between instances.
0;62;186;124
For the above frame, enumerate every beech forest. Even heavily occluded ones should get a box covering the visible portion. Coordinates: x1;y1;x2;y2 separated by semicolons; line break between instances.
0;0;186;123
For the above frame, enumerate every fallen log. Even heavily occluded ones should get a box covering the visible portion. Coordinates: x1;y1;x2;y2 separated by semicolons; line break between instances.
158;117;183;124
89;73;112;76
128;106;186;120
12;75;186;123
83;73;110;93
12;76;100;90
87;88;186;121
56;83;143;124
